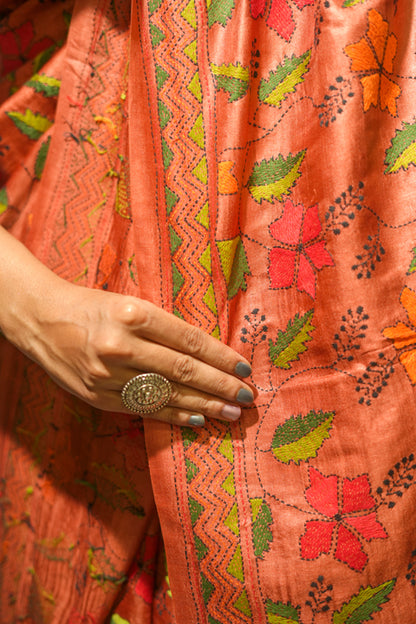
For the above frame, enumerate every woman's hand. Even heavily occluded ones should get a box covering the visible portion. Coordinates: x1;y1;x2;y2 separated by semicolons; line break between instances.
0;227;254;426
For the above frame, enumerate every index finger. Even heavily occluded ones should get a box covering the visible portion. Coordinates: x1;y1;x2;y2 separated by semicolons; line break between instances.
118;299;252;378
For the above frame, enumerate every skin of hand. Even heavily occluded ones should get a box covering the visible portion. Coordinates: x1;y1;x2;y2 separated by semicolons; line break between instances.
0;226;254;426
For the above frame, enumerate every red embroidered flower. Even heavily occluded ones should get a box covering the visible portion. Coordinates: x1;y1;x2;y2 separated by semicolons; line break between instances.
250;0;314;41
300;467;387;571
269;199;334;299
0;21;54;77
132;535;159;604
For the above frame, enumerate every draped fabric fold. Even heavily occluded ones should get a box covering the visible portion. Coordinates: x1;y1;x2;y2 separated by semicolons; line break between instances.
1;0;416;622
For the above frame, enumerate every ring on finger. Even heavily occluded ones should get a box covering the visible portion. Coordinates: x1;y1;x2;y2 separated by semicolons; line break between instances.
121;373;172;414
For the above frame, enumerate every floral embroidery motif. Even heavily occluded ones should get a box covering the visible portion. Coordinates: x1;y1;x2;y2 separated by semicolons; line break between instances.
269;199;334;299
250;0;314;41
344;9;401;116
0;20;54;77
300;467;388;571
383;286;416;384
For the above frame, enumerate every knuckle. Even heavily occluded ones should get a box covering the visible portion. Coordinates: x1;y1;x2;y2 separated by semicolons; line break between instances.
213;375;229;398
118;298;149;329
96;334;123;357
172;355;195;384
183;326;204;356
169;385;180;404
197;396;211;415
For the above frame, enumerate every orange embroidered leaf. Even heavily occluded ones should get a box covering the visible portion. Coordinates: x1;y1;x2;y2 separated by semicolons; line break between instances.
367;9;390;65
360;74;379;111
218;160;239;194
383;287;416;384
399;350;416;384
344;9;401;117
383;321;416;350
345;39;378;72
379;74;401;116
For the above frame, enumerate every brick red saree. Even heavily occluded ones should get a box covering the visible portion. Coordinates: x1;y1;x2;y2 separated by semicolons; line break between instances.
1;0;416;622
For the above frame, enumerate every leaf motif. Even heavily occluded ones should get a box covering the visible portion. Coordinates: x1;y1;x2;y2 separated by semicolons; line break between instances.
265;599;300;624
384;122;416;174
247;151;305;204
342;0;367;6
26;73;61;97
111;616;131;624
332;579;396;624
6;109;53;140
271;411;335;464
33;45;57;74
269;309;315;369
212;62;249;102
88;546;127;587
35;136;51;180
207;0;235;27
0;187;8;215
84;463;145;517
216;236;251;299
259;50;311;107
408;247;416;275
250;499;273;558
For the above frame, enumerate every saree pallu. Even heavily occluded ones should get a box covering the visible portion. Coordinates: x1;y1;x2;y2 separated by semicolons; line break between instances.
1;0;416;622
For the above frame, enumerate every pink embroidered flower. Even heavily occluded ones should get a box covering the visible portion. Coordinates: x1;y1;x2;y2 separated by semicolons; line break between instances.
251;0;314;41
269;199;334;299
300;467;388;571
0;21;54;77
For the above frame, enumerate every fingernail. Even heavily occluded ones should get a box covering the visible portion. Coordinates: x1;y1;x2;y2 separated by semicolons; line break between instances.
189;415;205;427
221;405;241;421
236;388;254;404
235;362;252;378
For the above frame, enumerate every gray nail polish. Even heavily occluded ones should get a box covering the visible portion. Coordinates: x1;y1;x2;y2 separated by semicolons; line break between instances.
189;414;205;427
221;405;241;421
235;362;252;378
237;388;254;404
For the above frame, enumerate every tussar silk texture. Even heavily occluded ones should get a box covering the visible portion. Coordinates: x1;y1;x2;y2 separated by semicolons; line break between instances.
0;0;416;622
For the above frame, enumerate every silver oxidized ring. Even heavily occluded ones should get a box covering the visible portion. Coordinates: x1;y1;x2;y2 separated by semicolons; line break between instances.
121;373;172;414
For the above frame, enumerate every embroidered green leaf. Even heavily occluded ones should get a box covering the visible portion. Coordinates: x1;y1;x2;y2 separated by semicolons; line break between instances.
207;0;235;27
247;151;305;204
408;247;416;274
111;616;130;624
217;236;251;299
265;599;300;624
332;579;396;624
259;50;311;107
33;45;56;74
6;109;52;140
0;188;8;215
271;410;334;464
342;0;367;6
250;499;273;558
34;135;51;180
88;546;127;587
26;73;61;97
80;463;145;517
269;309;314;370
211;62;249;102
385;122;416;174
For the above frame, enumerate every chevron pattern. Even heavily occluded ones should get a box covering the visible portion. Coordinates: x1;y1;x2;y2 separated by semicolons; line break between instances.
148;1;255;619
